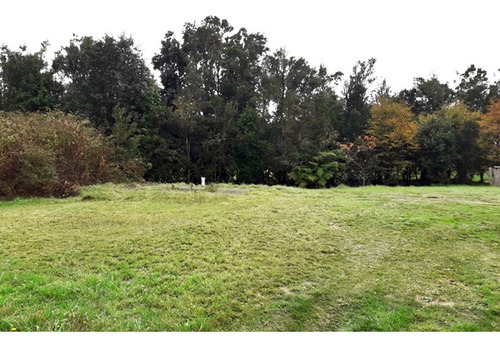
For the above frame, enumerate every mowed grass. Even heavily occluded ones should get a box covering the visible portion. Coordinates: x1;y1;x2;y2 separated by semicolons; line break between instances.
1;183;499;331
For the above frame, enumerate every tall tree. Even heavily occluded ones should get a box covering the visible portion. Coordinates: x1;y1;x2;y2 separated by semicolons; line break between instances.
0;43;63;111
399;75;454;115
442;104;481;183
455;65;491;113
53;34;153;129
416;104;481;184
416;113;455;183
479;99;500;168
152;31;187;108
368;98;417;184
259;49;343;184
224;28;268;183
221;27;268;112
153;16;270;183
340;58;376;142
162;17;239;183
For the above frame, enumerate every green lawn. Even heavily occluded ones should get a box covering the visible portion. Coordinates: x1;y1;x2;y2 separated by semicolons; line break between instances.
1;183;499;331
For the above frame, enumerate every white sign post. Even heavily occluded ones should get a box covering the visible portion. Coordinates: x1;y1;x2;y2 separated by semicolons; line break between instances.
201;177;206;187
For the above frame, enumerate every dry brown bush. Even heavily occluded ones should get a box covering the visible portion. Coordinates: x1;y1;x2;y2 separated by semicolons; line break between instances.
0;111;143;199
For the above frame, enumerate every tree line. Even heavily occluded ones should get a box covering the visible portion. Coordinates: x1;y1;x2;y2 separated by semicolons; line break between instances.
1;16;500;193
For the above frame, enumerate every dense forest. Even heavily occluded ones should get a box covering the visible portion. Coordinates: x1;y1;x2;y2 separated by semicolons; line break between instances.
1;16;500;197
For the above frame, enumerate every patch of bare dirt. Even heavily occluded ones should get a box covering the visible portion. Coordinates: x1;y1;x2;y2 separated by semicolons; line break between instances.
415;295;455;307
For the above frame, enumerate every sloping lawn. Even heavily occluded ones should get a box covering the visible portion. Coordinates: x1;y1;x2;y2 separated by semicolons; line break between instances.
1;183;499;331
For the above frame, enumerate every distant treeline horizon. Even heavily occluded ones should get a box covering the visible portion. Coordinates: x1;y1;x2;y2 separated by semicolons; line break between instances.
1;16;500;196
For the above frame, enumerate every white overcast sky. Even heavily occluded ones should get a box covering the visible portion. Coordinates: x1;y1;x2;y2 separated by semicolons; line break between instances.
1;0;499;92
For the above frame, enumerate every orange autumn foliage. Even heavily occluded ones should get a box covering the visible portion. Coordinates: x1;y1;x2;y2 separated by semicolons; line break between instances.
480;99;500;164
369;99;417;150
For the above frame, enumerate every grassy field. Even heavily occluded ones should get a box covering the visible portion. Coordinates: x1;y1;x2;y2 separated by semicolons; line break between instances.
1;183;499;331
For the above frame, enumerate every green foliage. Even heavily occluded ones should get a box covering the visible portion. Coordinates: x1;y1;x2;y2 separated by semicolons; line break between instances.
289;150;345;188
153;17;269;183
340;58;376;142
416;104;481;184
51;35;159;182
0;43;63;111
152;31;186;108
152;18;343;186
260;49;343;184
441;104;481;183
399;75;454;116
136;82;183;182
235;110;264;183
109;107;149;181
455;65;491;113
53;35;153;128
0;112;140;199
2;18;500;188
416;113;455;183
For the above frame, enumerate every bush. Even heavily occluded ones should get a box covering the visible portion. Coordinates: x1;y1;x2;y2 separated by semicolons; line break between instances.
288;150;346;188
0;111;144;199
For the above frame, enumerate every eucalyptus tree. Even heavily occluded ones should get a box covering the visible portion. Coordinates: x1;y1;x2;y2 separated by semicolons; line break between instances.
153;16;269;183
259;49;343;184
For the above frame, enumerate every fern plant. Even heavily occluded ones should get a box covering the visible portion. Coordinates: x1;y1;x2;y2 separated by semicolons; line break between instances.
289;150;345;188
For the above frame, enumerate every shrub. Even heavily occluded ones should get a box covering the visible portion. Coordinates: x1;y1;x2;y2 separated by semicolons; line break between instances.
0;111;144;199
288;150;346;188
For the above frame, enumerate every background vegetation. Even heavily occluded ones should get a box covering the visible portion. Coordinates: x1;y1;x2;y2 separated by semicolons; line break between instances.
2;16;500;197
0;112;144;199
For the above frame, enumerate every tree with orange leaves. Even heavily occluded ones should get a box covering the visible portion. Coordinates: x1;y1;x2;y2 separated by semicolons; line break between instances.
480;99;500;166
368;98;418;184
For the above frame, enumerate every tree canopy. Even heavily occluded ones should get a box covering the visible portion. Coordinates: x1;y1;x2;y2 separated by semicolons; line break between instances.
52;35;154;129
0;43;63;112
1;15;500;192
